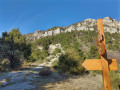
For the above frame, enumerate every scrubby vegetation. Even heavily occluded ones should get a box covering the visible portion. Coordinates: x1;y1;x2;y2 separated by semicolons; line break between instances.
105;32;120;51
1;28;120;77
52;48;61;55
0;28;31;70
30;49;48;62
87;45;99;59
0;28;120;90
39;67;51;76
56;48;85;74
110;65;120;90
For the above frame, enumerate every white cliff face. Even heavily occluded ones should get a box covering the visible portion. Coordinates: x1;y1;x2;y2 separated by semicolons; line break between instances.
43;31;48;37
103;17;120;33
47;31;53;36
53;28;61;35
25;17;120;41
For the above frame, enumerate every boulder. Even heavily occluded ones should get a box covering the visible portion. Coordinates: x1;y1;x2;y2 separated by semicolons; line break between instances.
0;79;8;87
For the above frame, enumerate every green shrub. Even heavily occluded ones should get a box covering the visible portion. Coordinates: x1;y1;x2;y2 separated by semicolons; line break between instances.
1;29;31;70
45;59;50;62
31;49;48;61
110;65;120;90
52;48;61;55
52;59;59;68
39;67;51;76
0;38;23;70
73;42;86;60
0;59;10;71
28;56;36;62
91;71;102;76
87;45;99;59
57;48;85;75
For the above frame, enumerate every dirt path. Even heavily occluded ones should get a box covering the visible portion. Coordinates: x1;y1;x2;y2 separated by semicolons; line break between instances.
0;56;103;90
0;67;38;90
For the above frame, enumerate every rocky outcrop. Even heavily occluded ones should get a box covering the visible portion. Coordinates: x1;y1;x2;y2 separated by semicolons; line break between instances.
103;17;120;33
25;17;120;42
48;44;62;54
25;33;34;42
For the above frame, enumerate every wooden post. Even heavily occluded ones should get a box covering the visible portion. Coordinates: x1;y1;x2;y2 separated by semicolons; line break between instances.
101;55;111;90
97;19;111;90
82;19;118;90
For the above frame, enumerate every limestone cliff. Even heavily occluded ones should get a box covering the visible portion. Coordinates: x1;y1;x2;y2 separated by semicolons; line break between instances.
25;17;120;42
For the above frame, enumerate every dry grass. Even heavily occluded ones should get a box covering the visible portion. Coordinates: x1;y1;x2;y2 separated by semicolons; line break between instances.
32;74;103;90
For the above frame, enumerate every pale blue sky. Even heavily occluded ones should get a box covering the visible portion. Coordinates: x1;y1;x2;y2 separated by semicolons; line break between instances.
0;0;120;36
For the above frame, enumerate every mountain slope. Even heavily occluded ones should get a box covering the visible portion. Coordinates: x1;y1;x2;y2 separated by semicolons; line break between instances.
25;17;120;42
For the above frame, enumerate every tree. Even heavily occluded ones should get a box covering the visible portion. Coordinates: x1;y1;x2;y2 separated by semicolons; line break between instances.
9;28;21;40
57;48;85;74
87;45;99;59
2;32;8;39
0;38;23;70
1;28;30;70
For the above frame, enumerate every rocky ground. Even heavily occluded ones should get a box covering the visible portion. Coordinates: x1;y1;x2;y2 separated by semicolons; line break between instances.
0;55;103;90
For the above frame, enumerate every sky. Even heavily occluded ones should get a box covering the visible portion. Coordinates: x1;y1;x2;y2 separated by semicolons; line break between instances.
0;0;120;36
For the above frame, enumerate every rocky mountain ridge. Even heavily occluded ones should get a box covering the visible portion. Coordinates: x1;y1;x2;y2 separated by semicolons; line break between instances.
25;17;120;42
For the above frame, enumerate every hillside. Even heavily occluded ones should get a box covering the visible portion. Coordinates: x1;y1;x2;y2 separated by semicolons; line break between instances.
1;17;120;71
0;17;120;90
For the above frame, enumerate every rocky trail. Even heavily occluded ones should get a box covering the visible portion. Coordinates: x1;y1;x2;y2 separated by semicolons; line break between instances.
0;55;58;90
0;65;39;90
0;55;103;90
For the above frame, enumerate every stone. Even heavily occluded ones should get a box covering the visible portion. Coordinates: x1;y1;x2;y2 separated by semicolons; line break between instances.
43;31;48;37
53;28;61;35
37;46;43;51
49;44;61;54
103;17;113;23
47;31;53;36
89;28;94;31
0;79;8;86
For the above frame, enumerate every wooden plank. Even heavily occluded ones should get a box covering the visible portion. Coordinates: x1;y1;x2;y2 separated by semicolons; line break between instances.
108;59;118;71
101;55;112;90
97;19;111;90
98;42;106;56
82;59;118;70
96;31;103;46
96;23;106;56
82;59;102;70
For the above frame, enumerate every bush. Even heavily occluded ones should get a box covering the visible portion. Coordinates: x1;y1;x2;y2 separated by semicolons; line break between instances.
45;59;50;62
91;71;102;76
52;48;61;55
57;48;85;75
1;29;30;70
28;56;36;62
0;38;23;70
110;65;120;90
52;59;59;69
87;45;99;59
31;49;48;61
0;59;10;71
39;67;51;76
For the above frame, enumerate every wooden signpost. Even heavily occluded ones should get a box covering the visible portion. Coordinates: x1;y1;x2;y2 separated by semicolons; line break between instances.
82;19;118;90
